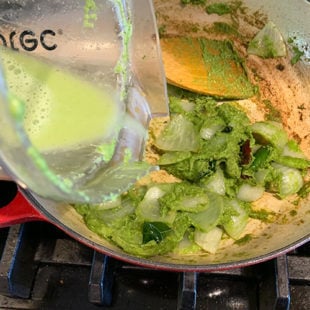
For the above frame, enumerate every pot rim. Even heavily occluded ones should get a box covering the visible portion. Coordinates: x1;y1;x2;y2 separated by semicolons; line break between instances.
22;188;310;272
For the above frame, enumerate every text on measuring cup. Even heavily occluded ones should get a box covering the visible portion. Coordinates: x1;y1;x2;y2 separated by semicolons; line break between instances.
0;29;57;52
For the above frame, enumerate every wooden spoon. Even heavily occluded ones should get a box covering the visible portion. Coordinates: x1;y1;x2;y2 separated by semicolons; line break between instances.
160;37;254;99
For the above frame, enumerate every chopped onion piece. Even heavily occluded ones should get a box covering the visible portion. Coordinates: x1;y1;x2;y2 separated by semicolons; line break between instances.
136;187;176;224
201;169;226;195
251;121;288;149
272;163;304;197
237;183;265;202
254;168;270;185
155;115;200;152
200;127;217;140
194;227;223;254
223;199;248;240
282;145;306;159
188;192;224;232
248;21;287;58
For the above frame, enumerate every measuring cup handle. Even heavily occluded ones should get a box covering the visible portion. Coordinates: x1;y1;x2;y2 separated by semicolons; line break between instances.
0;190;46;228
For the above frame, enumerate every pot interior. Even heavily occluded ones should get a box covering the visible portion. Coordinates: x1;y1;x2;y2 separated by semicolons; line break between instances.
27;0;310;271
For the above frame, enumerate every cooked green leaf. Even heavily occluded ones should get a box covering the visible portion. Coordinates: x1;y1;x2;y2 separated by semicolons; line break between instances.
142;222;172;244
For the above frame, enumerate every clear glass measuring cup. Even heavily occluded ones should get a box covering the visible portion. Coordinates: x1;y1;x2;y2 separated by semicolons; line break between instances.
0;0;168;203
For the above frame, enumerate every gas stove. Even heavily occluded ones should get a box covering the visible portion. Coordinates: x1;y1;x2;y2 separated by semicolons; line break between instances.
0;181;309;310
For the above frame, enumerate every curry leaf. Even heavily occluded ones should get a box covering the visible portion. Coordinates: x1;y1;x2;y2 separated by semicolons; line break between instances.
142;222;172;244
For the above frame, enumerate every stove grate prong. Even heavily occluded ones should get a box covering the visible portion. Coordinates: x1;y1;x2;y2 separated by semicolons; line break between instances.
177;272;197;310
274;255;290;310
88;251;114;306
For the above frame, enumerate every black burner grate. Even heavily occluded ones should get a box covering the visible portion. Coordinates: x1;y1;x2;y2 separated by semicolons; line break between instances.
0;221;309;310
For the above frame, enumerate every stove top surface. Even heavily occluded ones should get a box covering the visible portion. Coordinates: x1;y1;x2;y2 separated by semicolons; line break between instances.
0;221;309;310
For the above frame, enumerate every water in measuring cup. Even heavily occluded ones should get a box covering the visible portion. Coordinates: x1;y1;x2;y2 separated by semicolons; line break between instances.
0;0;127;171
0;47;125;180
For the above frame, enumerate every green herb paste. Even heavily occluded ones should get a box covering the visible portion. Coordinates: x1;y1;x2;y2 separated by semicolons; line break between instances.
206;3;232;15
